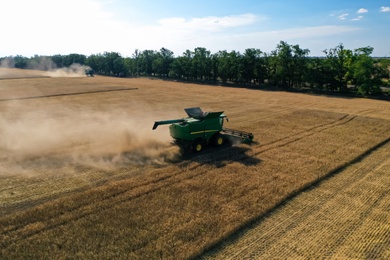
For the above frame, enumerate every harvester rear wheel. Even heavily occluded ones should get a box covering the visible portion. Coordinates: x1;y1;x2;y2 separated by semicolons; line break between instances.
192;139;204;152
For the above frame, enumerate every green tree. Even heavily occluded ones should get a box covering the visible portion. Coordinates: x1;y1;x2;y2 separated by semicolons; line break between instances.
269;41;309;88
210;53;219;81
63;54;86;67
139;50;157;76
241;48;260;84
323;43;353;92
255;52;268;85
153;47;174;77
269;41;291;87
352;47;382;96
192;47;211;80
51;55;64;67
86;54;103;74
132;49;140;76
227;50;241;83
13;55;28;69
85;52;125;76
123;57;135;76
103;52;125;76
215;50;230;83
291;44;310;88
305;58;328;90
170;50;193;79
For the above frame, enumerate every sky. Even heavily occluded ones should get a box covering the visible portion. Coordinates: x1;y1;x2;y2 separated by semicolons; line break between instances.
1;0;390;57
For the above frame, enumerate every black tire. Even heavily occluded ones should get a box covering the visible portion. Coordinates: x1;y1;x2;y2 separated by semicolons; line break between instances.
192;139;204;152
212;133;224;147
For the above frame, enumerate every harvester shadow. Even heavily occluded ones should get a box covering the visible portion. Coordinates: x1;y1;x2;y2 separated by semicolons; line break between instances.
179;143;261;168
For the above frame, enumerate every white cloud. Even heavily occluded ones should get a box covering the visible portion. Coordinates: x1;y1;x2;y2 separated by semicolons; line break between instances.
124;13;263;54
155;25;361;56
339;13;349;20
264;25;359;39
351;16;364;21
0;0;263;56
0;0;125;55
0;0;363;57
380;6;390;12
357;8;368;14
158;13;260;33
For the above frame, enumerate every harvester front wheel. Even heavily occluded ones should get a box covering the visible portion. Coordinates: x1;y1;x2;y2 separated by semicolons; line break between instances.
213;133;224;147
192;139;204;152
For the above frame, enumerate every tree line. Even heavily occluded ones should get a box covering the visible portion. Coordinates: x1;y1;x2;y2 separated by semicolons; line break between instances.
1;41;389;96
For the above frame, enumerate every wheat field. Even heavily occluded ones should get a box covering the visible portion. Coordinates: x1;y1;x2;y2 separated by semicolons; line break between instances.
0;68;389;259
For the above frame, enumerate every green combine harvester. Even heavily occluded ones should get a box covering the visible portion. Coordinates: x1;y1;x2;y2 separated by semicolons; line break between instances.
152;107;254;152
85;68;95;77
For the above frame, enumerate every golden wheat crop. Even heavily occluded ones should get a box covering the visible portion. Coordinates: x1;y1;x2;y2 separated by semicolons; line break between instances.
0;69;389;259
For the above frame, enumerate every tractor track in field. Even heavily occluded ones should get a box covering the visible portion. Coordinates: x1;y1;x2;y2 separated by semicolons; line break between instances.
0;76;51;80
200;139;390;259
254;114;355;154
0;108;369;210
0;172;127;216
238;101;320;122
0;112;376;215
0;98;333;215
1;75;389;258
0;88;138;101
2;112;389;252
0;101;338;207
4;119;385;256
0;165;213;247
0;114;367;228
199;113;357;165
0;113;377;248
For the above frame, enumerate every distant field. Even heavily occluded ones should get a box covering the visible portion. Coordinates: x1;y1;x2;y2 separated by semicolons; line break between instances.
0;68;389;258
0;68;50;79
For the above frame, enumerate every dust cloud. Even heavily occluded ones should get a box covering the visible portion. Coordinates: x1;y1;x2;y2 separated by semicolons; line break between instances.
44;63;92;78
0;56;91;77
0;57;15;68
0;106;180;175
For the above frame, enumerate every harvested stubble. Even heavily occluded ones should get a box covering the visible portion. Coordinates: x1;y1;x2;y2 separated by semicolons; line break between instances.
202;139;390;259
0;70;389;259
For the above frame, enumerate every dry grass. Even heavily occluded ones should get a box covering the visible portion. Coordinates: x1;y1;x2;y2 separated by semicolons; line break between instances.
0;69;389;258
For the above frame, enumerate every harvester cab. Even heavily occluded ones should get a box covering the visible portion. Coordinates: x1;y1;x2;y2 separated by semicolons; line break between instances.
152;107;253;152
